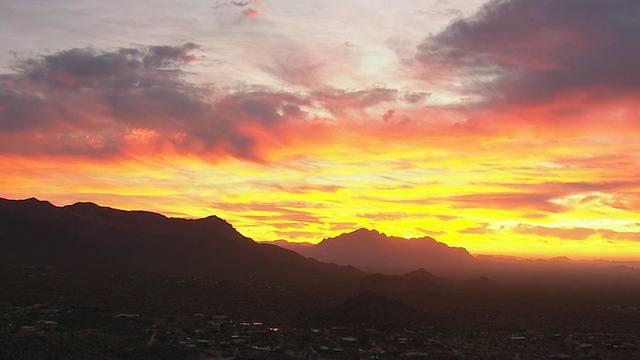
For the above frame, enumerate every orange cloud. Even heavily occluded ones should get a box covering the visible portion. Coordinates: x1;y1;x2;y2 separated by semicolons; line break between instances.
241;8;263;17
514;224;596;241
450;192;568;214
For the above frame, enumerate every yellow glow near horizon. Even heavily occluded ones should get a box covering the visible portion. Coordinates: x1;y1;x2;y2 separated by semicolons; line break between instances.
4;0;640;265
3;133;640;262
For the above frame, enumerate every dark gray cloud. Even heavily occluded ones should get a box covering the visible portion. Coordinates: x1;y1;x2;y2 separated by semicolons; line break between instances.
0;44;308;159
417;0;640;105
15;43;198;88
402;91;431;104
0;88;66;132
312;87;398;114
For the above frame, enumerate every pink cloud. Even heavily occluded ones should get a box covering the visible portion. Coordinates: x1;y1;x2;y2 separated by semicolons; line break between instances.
241;8;263;17
382;109;395;123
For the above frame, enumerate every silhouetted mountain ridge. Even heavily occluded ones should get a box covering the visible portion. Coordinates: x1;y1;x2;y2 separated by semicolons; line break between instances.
278;228;475;275
402;268;438;280
356;268;444;293
0;197;363;282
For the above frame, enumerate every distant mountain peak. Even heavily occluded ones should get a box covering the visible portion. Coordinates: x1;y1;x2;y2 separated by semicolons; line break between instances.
67;201;101;209
17;197;53;206
351;228;381;235
402;268;436;279
551;256;573;262
304;227;475;275
0;197;55;210
197;214;230;224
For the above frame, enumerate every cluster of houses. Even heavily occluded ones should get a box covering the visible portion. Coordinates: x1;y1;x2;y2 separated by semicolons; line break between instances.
5;300;640;359
164;313;640;359
162;313;467;359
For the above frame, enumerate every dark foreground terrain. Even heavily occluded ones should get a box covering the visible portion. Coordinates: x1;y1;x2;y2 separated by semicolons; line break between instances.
3;265;640;360
2;197;640;359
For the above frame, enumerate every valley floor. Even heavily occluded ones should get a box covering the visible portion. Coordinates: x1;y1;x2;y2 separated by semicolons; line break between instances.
2;266;640;359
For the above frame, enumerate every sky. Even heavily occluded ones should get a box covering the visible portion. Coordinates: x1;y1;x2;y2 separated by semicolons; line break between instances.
2;0;640;260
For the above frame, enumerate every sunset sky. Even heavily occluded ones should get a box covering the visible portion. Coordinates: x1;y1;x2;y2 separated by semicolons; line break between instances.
2;0;640;260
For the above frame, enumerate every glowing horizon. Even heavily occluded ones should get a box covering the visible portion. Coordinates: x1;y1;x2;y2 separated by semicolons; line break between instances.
2;0;640;261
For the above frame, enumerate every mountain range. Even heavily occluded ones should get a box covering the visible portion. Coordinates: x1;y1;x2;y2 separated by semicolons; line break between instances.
3;197;640;288
4;197;640;359
272;228;476;275
0;197;363;282
271;230;640;286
